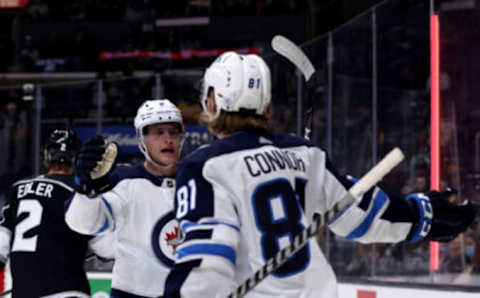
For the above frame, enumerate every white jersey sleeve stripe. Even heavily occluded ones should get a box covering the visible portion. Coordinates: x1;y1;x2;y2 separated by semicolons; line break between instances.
200;220;240;231
179;222;240;250
181;220;240;233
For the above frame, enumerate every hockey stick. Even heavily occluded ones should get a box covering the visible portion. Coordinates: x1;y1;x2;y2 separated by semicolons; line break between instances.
227;147;405;298
271;35;315;82
271;35;316;140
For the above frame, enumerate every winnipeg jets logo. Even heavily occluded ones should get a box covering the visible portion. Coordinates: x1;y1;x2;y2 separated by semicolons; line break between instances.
151;212;181;267
165;226;181;252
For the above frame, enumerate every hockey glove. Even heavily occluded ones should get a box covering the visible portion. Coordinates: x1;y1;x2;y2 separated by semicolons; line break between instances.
406;188;478;243
74;135;118;196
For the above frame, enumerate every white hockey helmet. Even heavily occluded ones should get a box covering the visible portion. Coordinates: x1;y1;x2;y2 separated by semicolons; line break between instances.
201;51;271;118
134;99;184;167
134;99;184;139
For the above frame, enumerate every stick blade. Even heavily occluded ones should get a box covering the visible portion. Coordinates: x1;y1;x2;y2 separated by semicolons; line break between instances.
271;35;315;81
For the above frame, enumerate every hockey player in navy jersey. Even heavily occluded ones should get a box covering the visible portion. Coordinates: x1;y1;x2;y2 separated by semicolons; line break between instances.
164;52;478;298
66;99;184;297
0;129;112;298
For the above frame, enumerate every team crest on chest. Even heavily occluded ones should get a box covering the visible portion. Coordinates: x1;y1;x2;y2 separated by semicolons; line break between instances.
151;212;181;267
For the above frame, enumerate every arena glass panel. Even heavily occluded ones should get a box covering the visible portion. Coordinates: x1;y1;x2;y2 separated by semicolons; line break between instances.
329;10;374;280
0;86;30;208
40;80;97;169
264;45;301;136
297;36;331;260
372;0;432;282
434;2;480;286
301;36;329;151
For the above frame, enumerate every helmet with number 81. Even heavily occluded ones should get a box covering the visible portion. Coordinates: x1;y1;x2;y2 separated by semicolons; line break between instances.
201;51;271;119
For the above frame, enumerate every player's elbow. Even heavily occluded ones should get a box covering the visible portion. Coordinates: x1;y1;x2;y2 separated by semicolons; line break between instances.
66;210;111;235
65;195;113;235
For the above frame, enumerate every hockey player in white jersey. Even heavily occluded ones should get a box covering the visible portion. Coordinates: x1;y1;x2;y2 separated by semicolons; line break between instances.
66;99;184;297
164;52;478;298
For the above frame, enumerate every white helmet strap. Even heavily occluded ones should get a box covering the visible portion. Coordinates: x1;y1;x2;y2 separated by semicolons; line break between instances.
204;92;221;121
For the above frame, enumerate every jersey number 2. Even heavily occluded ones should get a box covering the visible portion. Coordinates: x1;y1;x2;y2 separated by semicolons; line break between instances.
12;200;43;252
252;178;310;277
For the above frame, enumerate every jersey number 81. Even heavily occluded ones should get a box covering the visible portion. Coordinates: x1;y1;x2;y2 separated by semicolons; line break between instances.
252;177;310;277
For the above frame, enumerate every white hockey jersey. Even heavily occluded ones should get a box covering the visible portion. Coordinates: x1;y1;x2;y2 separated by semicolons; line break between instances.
66;164;178;297
165;131;419;298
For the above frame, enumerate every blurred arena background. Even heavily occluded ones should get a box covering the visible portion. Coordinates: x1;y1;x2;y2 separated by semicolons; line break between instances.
0;0;479;297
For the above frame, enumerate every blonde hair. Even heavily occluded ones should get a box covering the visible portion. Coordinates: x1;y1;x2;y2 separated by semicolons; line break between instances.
203;104;274;136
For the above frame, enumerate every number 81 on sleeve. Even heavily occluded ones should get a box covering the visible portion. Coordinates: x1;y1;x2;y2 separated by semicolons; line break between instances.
176;179;197;219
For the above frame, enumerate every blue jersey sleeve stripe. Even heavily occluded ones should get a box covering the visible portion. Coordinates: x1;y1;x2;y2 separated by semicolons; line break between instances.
177;243;236;265
94;218;110;234
345;190;388;240
101;196;114;217
101;196;116;230
181;221;198;231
